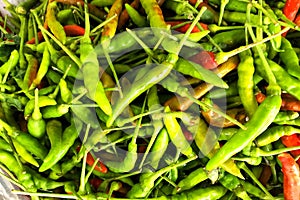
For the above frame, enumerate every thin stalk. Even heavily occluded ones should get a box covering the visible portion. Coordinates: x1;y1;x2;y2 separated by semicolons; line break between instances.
238;162;274;199
176;6;207;54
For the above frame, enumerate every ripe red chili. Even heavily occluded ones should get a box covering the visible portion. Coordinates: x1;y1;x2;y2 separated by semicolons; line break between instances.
76;146;108;173
294;14;300;26
278;153;300;200
256;92;300;112
188;51;218;69
282;0;300;36
281;134;300;165
86;152;108;173
89;178;103;191
283;0;300;21
166;21;208;33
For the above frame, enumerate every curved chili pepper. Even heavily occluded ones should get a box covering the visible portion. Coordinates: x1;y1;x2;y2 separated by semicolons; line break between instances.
278;153;300;200
27;89;46;139
125;3;147;28
256;126;300;147
283;0;300;23
279;37;300;80
238;50;258;117
163;106;195;158
206;94;281;171
281;134;300;165
85;149;107;173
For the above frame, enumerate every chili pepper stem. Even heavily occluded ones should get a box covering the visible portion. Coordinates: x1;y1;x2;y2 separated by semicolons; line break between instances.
176;6;207;55
215;26;290;65
238;162;274;199
31;10;82;67
218;0;229;26
251;146;300;157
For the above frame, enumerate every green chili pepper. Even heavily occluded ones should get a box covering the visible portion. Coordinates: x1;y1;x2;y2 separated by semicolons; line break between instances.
23;53;38;89
125;3;147;27
13;131;48;160
267;59;300;100
146;128;169;169
0;149;37;192
24;96;57;119
174;167;208;193
223;10;270;24
140;86;165;169
164;106;196;158
163;0;195;18
90;0;116;7
240;180;269;199
218;127;238;141
40;104;69;119
106;53;178;127
170;186;227;200
127;155;197;198
256;126;300;147
193;115;244;179
12;139;39;167
27;89;46;139
80;2;112;117
56;56;82;79
237;50;258;117
46;1;67;44
206;94;281;171
140;0;168;29
39;119;82;172
208;0;257;13
57;9;75;25
0;49;19;75
25;166;65;190
31;46;50;89
15;0;37;15
0;137;12;152
59;79;72;104
18;15;27;69
274;111;299;123
71;104;100;129
174;57;227;88
279;37;300;80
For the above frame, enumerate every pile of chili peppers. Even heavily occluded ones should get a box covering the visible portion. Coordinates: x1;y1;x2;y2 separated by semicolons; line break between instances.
0;0;300;199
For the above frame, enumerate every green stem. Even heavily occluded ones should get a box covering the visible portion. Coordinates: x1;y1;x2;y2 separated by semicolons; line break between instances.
214;27;290;65
251;146;300;157
176;6;207;54
126;28;154;57
31;10;82;67
238;162;274;199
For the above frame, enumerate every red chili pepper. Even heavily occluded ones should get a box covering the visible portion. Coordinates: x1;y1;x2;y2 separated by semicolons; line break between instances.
188;50;218;69
278;152;300;200
89;178;103;191
63;25;85;36
294;14;300;26
258;165;272;186
256;92;300;112
282;0;300;36
0;22;11;33
76;146;108;173
26;25;85;44
281;134;300;165
86;152;108;173
26;32;44;44
166;21;208;33
283;0;300;22
181;125;194;141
